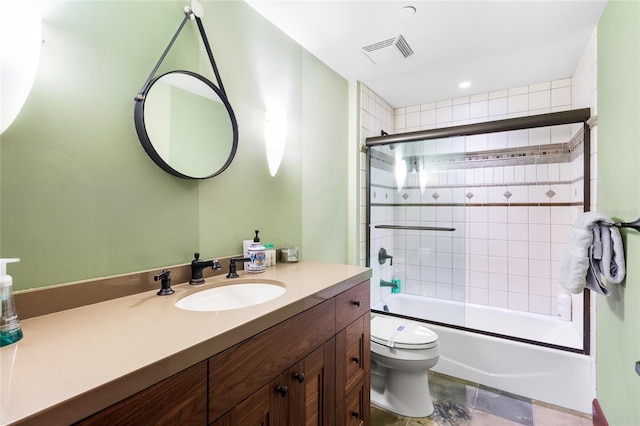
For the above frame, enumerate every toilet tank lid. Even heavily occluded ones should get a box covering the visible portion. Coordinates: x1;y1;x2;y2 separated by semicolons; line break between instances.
371;315;438;348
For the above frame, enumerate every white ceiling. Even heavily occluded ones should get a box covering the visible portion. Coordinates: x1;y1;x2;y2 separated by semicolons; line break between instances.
245;0;607;108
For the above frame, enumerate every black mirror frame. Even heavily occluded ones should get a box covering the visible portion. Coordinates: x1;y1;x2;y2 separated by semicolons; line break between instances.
134;4;237;180
134;70;238;180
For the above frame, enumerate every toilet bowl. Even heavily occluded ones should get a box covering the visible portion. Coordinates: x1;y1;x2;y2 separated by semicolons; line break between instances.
370;314;439;418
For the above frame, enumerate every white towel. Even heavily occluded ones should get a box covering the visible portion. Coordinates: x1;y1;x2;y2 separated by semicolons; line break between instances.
559;212;626;296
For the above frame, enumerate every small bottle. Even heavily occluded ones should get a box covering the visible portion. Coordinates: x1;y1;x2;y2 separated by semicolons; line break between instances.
263;244;271;267
1;258;23;347
391;270;401;294
557;291;572;321
247;230;266;273
265;244;276;267
270;244;277;266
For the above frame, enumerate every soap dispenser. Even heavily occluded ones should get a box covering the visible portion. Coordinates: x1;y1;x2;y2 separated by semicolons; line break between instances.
0;258;23;347
247;230;266;273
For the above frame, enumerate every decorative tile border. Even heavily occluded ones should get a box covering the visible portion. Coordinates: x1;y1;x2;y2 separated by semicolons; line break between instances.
370;127;584;173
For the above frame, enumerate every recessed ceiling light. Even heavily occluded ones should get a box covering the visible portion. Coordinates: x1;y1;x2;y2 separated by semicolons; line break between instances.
398;6;416;18
459;81;471;89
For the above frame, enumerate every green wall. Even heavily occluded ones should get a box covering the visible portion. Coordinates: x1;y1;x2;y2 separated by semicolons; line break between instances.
597;1;640;424
0;1;352;290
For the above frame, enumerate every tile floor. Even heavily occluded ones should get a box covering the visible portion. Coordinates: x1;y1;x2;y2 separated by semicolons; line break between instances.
371;372;593;426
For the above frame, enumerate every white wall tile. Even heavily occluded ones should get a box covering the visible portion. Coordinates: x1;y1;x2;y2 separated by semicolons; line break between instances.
489;290;509;308
530;81;551;92
488;240;508;257
529;90;551;110
489;97;508;116
508;129;528;148
421;109;436;127
508;293;529;312
529;127;551;146
508;258;529;276
508;240;529;258
529;295;551;315
489;89;508;99
529;277;551;296
529;241;551;260
508;93;529;113
529;259;551;279
436;106;453;124
470;287;489;305
489;272;509;291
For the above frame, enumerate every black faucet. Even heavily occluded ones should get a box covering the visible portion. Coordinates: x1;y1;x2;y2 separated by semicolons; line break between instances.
189;252;221;285
155;270;174;296
226;257;251;278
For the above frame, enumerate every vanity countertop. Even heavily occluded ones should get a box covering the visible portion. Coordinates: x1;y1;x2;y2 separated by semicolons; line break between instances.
0;261;371;425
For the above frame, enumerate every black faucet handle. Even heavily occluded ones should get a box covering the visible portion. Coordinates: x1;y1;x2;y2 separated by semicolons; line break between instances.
193;252;201;261
154;269;174;296
154;269;171;281
227;257;251;278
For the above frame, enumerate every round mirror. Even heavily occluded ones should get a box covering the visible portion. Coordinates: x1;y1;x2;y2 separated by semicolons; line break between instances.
134;70;238;179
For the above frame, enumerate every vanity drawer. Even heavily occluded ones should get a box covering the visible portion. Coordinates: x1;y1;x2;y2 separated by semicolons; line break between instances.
335;281;370;331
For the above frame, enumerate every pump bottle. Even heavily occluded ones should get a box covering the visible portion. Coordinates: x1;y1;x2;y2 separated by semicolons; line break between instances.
247;230;266;273
1;258;23;347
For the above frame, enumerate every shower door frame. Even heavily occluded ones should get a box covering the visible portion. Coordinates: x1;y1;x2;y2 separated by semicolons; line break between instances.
365;108;592;355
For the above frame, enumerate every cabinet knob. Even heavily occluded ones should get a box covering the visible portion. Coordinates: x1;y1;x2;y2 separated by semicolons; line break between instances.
276;385;288;397
351;412;360;419
294;373;305;383
352;300;361;307
351;357;360;364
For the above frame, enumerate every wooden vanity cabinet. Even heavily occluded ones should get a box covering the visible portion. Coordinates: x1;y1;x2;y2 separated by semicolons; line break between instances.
77;280;370;426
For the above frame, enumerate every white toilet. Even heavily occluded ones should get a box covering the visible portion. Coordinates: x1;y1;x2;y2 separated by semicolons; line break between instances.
370;314;440;418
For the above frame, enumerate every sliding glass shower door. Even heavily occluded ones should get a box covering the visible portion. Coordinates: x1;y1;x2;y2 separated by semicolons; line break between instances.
366;109;591;353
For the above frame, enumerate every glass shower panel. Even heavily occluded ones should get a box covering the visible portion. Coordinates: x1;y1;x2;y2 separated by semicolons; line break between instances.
369;137;467;327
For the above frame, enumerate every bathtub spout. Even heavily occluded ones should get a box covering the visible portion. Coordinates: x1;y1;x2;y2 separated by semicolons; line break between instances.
380;279;398;289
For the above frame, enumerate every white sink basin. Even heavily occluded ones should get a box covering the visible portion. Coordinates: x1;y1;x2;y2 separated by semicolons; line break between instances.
175;282;286;312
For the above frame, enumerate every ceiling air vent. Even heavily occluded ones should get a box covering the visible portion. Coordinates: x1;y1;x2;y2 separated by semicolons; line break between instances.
361;35;414;65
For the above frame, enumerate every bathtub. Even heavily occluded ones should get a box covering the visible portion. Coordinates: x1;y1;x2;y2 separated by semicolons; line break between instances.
371;293;593;413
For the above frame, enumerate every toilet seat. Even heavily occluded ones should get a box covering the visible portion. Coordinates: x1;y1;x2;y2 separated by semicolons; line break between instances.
371;315;438;350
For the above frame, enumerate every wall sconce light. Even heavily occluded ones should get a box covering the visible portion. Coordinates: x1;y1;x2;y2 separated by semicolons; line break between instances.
0;0;42;134
265;107;287;177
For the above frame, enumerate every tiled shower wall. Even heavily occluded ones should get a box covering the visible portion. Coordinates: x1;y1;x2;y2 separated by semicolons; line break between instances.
369;124;584;315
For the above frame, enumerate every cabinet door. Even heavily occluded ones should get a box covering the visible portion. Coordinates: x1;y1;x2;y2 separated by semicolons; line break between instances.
288;339;336;426
336;374;370;426
211;374;288;426
336;313;370;403
77;361;207;426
